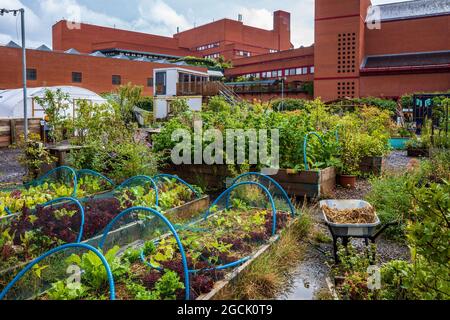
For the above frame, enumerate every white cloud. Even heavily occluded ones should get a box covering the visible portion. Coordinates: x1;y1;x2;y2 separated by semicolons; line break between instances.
237;7;273;30
132;0;192;35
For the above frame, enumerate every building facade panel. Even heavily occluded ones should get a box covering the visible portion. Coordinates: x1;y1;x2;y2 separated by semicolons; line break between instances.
364;15;450;56
0;47;206;96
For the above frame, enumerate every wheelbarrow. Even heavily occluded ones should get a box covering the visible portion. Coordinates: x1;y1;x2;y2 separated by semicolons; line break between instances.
320;199;398;263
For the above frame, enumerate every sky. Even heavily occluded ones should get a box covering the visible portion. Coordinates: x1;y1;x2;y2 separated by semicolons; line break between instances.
0;0;408;49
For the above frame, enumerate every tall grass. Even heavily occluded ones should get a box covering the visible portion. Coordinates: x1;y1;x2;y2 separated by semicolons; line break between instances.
215;209;312;300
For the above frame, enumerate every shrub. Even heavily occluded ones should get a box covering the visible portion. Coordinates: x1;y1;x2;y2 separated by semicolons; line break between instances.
380;181;450;300
365;173;413;239
136;96;153;112
271;98;308;112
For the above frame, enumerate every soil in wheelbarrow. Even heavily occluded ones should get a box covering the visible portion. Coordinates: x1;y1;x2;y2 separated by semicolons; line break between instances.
321;205;377;224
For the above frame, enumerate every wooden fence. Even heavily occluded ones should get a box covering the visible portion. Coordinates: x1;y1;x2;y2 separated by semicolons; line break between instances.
0;118;42;148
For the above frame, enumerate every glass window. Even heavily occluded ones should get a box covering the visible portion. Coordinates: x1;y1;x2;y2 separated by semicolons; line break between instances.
271;71;278;78
72;72;82;83
155;72;166;95
296;68;302;75
310;66;315;74
26;69;37;81
112;75;121;85
302;67;308;74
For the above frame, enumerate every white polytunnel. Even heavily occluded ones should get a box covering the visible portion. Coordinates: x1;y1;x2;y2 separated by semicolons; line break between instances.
0;86;107;119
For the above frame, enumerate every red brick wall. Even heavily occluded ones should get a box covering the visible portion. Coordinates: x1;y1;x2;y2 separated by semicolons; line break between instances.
365;15;450;56
360;73;450;98
174;14;292;53
0;46;206;96
225;47;314;82
314;0;369;101
53;12;292;63
52;20;187;56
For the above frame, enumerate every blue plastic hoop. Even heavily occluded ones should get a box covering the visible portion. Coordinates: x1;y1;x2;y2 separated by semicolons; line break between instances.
205;181;278;236
230;172;296;217
76;169;116;188
26;166;78;197
0;243;115;300
98;206;190;300
115;176;159;207
153;174;201;198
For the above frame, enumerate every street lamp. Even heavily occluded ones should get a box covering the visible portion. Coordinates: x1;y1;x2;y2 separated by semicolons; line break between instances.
1;8;28;141
278;76;287;111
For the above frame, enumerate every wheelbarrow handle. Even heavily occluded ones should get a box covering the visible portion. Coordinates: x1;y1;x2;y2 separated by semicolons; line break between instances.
373;221;400;240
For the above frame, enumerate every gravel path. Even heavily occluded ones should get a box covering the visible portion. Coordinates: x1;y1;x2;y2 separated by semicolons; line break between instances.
0;148;26;185
384;150;414;172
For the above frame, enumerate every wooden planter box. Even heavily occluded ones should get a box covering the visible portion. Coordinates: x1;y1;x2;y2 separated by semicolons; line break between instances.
164;165;336;198
407;148;430;158
270;167;336;198
162;164;233;191
359;156;384;176
0;196;210;296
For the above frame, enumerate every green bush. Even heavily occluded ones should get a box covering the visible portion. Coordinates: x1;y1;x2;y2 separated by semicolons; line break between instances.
380;181;450;300
271;98;308;112
365;173;413;239
329;97;397;113
136;96;153;112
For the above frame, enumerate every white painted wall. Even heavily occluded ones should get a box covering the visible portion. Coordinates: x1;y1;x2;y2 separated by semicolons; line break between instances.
154;96;202;119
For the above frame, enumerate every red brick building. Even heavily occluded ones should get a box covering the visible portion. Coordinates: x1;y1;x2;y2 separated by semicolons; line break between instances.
0;1;449;101
52;10;292;61
313;0;450;101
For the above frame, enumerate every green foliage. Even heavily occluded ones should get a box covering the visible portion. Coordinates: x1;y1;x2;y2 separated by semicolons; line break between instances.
16;134;57;182
379;182;450;300
176;55;232;70
330;97;397;113
66;246;128;290
125;281;160;300
365;173;412;239
169;98;190;117
155;270;185;300
271;98;308;112
109;83;143;125
206;96;232;113
67;86;160;181
47;280;88;300
34;89;71;143
136;96;153;112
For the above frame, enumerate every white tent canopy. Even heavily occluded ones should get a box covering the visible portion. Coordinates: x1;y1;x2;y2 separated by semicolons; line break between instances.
0;86;107;119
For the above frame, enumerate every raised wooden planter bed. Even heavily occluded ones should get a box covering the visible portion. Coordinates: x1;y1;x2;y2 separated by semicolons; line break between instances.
0;196;210;295
270;167;336;198
359;156;384;176
162;164;233;191
163;164;336;198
